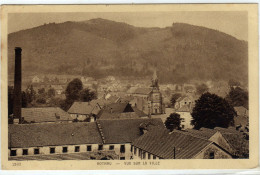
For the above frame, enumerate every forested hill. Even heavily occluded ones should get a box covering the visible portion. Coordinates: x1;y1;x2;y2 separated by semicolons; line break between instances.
8;18;248;84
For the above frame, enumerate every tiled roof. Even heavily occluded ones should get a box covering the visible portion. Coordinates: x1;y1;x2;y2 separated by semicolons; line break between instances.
21;107;72;123
133;88;152;95
185;128;218;140
8;122;102;148
97;118;164;144
68;102;97;115
96;103;146;119
132;128;213;159
68;99;112;115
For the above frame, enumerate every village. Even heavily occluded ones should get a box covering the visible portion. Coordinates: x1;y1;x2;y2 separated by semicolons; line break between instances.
8;47;249;160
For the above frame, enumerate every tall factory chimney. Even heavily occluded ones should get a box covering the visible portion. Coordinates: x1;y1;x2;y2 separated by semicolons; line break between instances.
13;47;22;124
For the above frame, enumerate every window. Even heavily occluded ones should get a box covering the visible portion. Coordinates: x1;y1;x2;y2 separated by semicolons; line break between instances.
143;152;146;159
10;150;17;156
139;149;142;157
50;147;55;154
62;147;68;153
109;145;114;150
148;153;151;159
34;148;39;155
75;146;80;152
153;155;156;159
87;145;92;151
98;145;103;151
209;152;215;159
120;157;125;160
182;125;185;129
134;147;137;155
120;145;125;153
22;149;28;155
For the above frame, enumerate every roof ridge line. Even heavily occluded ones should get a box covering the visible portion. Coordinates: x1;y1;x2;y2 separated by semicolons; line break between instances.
96;120;106;144
171;130;212;142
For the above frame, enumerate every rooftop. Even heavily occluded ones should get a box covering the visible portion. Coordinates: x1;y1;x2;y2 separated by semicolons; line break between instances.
9;122;103;148
133;88;152;95
97;118;164;144
132;128;213;159
21;107;72;123
96;103;143;120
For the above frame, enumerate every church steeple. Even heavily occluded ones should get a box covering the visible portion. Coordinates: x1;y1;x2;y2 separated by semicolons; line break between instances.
151;70;159;89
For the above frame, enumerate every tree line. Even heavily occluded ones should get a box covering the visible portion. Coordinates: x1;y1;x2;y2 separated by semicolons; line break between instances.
8;78;97;117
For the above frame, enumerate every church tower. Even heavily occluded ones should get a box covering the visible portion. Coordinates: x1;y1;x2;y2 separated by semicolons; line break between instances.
150;70;163;115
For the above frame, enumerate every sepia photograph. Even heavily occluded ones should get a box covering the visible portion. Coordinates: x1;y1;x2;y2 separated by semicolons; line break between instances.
1;4;258;170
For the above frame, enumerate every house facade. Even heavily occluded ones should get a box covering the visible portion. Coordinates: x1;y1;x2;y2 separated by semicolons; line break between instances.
176;105;193;130
174;96;193;110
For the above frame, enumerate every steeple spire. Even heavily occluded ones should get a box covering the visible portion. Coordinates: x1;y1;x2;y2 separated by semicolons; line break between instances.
151;69;159;89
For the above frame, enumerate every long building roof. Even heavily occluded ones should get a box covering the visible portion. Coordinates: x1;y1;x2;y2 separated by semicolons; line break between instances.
21;107;72;123
8;122;103;148
132;128;214;159
9;118;164;148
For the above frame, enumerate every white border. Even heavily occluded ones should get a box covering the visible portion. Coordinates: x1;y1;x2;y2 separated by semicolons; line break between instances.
0;1;259;175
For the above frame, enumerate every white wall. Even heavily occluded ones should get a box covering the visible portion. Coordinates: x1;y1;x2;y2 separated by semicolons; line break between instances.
176;111;193;130
103;143;132;159
132;146;159;160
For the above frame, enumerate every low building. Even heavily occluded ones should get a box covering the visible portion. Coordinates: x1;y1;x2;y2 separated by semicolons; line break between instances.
68;101;102;122
8;118;164;160
21;107;72;124
132;127;232;159
8;122;103;158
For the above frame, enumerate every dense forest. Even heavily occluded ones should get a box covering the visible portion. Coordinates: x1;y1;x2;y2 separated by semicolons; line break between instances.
8;18;248;84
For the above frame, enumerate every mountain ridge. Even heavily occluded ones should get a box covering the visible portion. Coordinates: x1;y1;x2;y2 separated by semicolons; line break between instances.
8;18;248;85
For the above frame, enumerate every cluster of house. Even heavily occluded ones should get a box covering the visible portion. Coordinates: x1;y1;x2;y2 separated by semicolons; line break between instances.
8;74;249;160
9;47;248;161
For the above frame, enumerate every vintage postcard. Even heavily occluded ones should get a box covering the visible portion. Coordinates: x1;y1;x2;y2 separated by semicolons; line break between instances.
1;4;259;170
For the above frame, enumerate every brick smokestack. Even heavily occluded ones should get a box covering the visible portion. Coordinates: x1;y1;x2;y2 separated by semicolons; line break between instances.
13;47;22;124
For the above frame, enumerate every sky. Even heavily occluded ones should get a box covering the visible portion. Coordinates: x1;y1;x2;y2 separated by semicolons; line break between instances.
8;11;248;41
